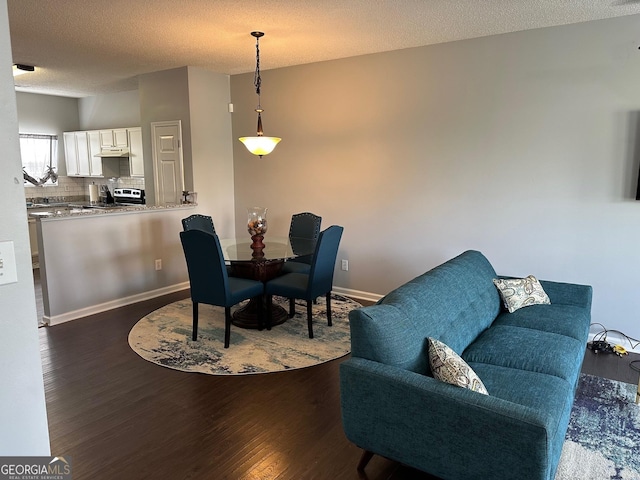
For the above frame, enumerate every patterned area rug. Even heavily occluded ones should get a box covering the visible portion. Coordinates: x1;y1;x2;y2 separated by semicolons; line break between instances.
556;373;640;480
128;294;360;375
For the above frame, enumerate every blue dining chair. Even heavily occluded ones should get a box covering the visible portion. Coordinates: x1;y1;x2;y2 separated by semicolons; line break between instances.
265;225;344;338
182;214;233;274
182;214;216;234
281;212;322;275
180;230;264;348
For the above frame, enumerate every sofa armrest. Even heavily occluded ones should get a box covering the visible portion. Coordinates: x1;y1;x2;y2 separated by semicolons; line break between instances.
538;279;592;309
497;276;592;309
340;357;556;480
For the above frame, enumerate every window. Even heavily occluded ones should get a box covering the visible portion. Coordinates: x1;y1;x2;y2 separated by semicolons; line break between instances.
20;133;58;186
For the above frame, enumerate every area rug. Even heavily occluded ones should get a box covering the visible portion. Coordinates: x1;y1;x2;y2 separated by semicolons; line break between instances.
555;373;640;480
128;294;360;375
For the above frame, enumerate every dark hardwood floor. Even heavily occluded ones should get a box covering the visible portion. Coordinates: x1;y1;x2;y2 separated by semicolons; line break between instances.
38;291;640;480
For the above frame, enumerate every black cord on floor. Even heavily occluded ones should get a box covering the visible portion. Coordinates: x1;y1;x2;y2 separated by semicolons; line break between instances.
590;323;640;350
589;323;640;374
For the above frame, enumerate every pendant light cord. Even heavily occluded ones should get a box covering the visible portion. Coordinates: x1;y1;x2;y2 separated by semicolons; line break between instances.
254;35;262;107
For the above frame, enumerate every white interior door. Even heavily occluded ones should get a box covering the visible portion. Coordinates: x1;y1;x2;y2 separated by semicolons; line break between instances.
151;121;184;205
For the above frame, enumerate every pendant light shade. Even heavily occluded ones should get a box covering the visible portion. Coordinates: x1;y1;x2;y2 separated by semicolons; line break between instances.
239;31;281;158
13;64;35;76
238;135;281;157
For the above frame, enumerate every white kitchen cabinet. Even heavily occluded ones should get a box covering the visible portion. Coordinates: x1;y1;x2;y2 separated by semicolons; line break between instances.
65;131;102;177
74;132;91;176
87;131;104;176
127;127;144;177
99;128;128;148
63;131;79;176
64;126;141;177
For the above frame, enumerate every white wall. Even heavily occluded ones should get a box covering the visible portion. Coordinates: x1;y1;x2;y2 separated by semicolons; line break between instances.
78;89;140;130
231;15;640;346
139;67;193;205
0;0;50;454
187;67;236;237
16;92;79;176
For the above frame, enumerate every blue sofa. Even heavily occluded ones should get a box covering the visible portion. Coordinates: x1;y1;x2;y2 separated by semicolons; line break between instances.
340;250;592;480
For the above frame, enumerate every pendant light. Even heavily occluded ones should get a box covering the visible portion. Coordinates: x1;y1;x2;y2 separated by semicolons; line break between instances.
13;64;35;76
239;31;281;158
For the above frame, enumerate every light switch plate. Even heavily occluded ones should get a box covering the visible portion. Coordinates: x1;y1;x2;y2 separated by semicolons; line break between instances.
0;241;18;286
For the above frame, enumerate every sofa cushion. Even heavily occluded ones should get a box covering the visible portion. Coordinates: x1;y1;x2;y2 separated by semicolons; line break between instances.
492;304;590;343
468;363;572;413
468;363;575;476
428;338;488;395
493;275;550;313
462;325;584;384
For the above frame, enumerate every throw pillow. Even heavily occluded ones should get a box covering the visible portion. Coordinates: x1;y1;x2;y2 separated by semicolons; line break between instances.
428;337;489;395
493;275;551;313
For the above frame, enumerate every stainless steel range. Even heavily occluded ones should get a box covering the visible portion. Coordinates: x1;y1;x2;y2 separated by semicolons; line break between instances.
113;188;145;206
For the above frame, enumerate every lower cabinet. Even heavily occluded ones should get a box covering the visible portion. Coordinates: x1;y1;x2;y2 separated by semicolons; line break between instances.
28;217;38;261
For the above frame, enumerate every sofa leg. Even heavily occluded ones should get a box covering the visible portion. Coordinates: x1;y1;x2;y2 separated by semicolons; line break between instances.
357;450;374;472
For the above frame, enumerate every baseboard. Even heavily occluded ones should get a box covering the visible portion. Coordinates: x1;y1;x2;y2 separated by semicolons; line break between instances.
333;286;383;304
588;332;640;355
44;282;190;326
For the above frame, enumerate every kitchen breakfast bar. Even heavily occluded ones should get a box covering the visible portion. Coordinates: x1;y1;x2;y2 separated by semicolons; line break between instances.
35;204;195;325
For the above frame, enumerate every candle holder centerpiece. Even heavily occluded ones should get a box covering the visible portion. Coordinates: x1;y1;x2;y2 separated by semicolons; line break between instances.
247;207;268;251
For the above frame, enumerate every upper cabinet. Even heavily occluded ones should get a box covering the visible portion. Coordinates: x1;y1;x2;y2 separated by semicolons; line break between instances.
87;131;105;177
74;132;92;176
99;128;128;148
127;127;144;177
63;126;144;178
64;131;102;177
63;132;79;176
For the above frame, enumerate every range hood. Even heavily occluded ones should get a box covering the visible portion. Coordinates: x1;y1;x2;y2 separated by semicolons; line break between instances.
94;147;129;158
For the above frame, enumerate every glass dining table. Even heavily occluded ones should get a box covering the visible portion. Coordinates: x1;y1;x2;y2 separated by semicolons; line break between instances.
219;235;315;328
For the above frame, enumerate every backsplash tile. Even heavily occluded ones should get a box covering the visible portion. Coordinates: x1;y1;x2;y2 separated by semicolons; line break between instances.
25;167;145;203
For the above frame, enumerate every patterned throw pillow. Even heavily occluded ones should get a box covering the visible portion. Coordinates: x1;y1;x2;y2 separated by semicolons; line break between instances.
493;275;551;313
428;337;489;395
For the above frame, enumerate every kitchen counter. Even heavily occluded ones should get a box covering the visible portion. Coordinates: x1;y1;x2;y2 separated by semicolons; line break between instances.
34;202;196;220
35;203;197;325
27;202;69;208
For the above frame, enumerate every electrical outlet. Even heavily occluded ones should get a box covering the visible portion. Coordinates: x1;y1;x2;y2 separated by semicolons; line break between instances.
341;259;349;271
155;259;162;271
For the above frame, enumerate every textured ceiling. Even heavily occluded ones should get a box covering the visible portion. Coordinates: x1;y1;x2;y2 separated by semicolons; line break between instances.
7;0;640;98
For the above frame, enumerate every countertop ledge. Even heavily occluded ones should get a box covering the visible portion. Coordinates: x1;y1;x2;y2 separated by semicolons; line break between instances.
34;203;197;220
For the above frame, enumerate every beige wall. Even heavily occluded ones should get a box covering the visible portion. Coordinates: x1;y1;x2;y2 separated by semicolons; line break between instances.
231;15;640;343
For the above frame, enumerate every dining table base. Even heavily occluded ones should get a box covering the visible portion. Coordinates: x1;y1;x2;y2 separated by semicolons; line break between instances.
232;297;288;329
229;258;287;329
